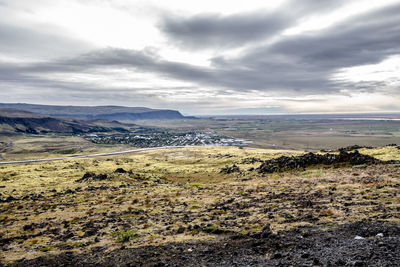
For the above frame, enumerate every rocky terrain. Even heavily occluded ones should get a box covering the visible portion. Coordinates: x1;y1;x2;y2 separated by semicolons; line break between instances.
12;221;400;266
0;146;399;266
256;150;394;173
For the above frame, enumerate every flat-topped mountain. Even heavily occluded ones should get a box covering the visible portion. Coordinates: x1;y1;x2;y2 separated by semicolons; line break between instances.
0;108;134;135
0;103;185;121
0;108;45;118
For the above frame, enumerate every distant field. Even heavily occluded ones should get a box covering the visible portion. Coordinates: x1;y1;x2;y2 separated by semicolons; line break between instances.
0;135;133;161
135;117;400;150
1;115;400;163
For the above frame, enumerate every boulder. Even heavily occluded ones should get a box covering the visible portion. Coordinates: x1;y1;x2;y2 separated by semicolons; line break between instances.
220;164;240;174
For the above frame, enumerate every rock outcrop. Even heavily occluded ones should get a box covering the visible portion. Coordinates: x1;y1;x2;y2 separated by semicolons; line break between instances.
257;150;384;173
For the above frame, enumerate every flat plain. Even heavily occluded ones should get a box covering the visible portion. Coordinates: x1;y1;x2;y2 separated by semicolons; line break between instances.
135;116;400;150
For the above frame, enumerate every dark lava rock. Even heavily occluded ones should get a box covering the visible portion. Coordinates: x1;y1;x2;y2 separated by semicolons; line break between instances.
301;253;310;258
338;145;374;152
240;157;262;164
11;221;400;267
250;224;273;239
82;172;96;179
84;228;98;237
271;252;282;259
0;195;18;203
262;224;272;234
312;258;322;265
385;143;397;147
92;174;108;181
114;168;132;174
29;194;43;200
132;173;147;180
177;226;185;234
76;172;109;183
61;231;74;241
23;224;34;231
257;151;386;174
64;189;75;194
220;164;240;174
351;260;366;267
339;220;400;237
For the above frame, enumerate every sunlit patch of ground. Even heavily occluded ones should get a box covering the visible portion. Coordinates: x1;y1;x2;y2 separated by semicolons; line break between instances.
358;146;400;161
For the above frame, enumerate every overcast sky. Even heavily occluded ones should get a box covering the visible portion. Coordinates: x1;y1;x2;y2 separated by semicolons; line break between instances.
0;0;399;115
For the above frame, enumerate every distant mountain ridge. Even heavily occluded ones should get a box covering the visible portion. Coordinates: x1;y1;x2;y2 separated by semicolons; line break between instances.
0;108;45;118
0;103;185;121
0;108;134;135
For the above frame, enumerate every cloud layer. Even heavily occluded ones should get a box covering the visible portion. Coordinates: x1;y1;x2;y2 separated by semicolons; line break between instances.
0;0;399;114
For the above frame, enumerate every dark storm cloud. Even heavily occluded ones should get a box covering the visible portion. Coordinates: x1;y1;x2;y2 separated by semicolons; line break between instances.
156;2;400;93
159;11;291;49
158;0;348;50
14;48;216;84
208;2;400;93
265;5;400;69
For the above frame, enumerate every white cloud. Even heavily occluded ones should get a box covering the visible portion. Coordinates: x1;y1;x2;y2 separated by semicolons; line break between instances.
332;54;400;84
282;92;400;113
284;0;399;35
0;0;399;114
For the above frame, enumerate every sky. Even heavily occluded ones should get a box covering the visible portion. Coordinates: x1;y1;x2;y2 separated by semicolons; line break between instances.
0;0;399;115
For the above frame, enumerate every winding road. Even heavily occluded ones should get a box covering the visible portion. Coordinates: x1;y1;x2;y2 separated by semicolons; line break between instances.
0;145;217;165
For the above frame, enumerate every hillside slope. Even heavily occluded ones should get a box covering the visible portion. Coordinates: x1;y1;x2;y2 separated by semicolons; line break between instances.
0;103;185;121
0;108;133;135
0;146;399;265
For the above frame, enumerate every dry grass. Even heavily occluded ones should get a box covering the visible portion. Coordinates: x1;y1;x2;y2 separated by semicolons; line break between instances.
0;146;399;264
0;135;133;161
358;146;400;161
